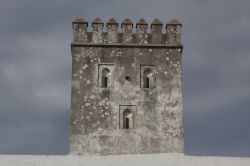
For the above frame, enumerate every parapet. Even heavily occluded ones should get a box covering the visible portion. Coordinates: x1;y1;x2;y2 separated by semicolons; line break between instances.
72;17;182;46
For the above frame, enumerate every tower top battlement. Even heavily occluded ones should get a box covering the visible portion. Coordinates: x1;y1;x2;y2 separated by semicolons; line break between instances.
72;17;182;45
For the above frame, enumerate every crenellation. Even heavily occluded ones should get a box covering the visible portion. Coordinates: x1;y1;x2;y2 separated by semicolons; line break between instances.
121;18;134;43
92;18;104;43
166;19;182;45
72;18;182;45
72;17;88;42
151;18;163;44
135;18;149;44
105;18;118;43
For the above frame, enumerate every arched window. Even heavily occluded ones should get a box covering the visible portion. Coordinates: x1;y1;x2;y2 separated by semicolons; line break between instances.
102;68;110;88
123;109;132;129
143;68;153;88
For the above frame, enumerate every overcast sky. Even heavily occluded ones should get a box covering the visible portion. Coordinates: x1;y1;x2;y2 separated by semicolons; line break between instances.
0;0;250;156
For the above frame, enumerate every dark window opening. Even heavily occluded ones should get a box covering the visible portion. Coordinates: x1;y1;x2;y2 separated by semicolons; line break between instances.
104;77;108;87
144;77;149;88
125;76;131;82
101;68;110;88
123;109;132;129
143;68;153;89
125;118;129;129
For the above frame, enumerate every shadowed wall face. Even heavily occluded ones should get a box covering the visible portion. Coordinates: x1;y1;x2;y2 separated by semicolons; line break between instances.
70;18;184;155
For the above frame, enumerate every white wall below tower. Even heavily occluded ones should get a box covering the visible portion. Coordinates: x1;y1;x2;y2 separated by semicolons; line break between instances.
0;153;250;166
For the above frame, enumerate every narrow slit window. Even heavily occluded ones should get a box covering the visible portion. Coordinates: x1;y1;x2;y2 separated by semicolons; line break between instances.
123;109;132;129
125;118;129;129
102;68;110;88
143;68;152;88
104;77;108;87
145;77;149;88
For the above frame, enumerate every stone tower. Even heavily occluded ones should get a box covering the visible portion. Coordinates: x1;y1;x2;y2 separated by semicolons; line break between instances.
70;17;184;155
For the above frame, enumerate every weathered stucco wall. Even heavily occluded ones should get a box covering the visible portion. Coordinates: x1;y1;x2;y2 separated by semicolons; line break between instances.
70;18;184;155
1;154;250;166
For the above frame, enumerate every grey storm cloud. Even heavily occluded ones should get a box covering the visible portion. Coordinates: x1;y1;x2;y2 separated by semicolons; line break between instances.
0;0;250;156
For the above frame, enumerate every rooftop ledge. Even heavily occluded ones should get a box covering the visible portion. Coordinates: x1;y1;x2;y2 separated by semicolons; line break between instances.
71;42;183;49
